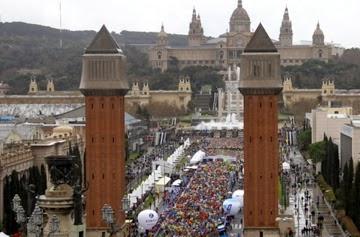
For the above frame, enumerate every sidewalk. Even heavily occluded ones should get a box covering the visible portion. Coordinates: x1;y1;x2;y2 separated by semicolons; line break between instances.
288;147;346;237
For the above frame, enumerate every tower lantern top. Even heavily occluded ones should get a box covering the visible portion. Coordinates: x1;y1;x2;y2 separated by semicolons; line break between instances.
79;25;129;96
239;23;282;95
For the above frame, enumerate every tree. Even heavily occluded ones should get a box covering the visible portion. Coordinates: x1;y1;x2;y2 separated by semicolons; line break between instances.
308;141;326;163
167;56;180;73
342;162;350;214
40;165;47;194
333;143;340;189
297;129;311;151
343;160;355;215
354;163;360;226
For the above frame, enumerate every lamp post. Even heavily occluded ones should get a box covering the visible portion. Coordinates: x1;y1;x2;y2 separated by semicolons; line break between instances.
12;194;27;235
12;194;60;237
101;198;131;237
27;203;43;237
101;204;119;237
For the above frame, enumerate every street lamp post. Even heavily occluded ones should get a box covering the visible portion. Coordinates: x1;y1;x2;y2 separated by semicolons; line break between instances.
27;203;43;237
101;204;119;237
12;194;60;237
101;197;131;237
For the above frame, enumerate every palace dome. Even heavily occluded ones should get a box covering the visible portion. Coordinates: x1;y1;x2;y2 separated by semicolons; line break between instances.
313;23;324;36
231;6;250;22
229;0;251;33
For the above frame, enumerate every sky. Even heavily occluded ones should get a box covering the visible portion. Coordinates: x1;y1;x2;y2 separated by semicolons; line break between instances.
0;0;359;48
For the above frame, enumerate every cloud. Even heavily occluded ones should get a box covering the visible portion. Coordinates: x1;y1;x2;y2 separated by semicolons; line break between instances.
0;0;358;48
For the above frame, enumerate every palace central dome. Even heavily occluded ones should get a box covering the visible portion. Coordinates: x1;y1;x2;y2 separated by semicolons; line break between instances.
230;0;251;33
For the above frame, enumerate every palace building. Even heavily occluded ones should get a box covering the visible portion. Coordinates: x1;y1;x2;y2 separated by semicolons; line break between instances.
149;0;340;71
125;77;192;110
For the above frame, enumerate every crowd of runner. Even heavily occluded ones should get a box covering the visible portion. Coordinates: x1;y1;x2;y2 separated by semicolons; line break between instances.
157;161;233;236
207;137;243;150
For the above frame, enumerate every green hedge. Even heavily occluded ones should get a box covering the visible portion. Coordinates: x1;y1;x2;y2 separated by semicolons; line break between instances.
317;175;336;202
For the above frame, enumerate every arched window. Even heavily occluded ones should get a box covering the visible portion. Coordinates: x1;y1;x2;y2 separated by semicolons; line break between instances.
318;49;323;58
219;51;224;60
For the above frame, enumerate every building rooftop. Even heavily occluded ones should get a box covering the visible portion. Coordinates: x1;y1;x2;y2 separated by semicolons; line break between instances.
85;25;122;54
244;23;277;53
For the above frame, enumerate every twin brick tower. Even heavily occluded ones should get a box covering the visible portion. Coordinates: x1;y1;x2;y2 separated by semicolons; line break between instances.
80;23;281;236
239;24;282;237
79;26;129;236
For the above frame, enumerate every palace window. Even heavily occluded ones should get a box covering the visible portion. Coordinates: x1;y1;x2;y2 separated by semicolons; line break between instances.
319;49;323;58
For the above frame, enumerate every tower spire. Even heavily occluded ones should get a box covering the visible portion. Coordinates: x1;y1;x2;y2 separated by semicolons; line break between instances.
192;7;197;20
238;0;242;8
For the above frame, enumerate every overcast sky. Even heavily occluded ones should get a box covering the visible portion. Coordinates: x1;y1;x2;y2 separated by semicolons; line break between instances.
0;0;358;48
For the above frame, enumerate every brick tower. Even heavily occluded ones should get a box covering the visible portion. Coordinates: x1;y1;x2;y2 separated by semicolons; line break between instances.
239;24;282;237
79;25;129;236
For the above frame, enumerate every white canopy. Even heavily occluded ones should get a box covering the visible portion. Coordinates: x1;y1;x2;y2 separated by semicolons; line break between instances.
171;179;182;186
155;176;171;193
282;162;291;170
0;233;9;237
128;139;192;208
193;114;243;130
190;150;206;164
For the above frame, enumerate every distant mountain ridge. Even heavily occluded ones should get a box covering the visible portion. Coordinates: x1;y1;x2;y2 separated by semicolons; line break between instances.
0;21;189;93
0;21;188;48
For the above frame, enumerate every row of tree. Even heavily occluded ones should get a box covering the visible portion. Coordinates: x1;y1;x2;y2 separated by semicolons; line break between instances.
310;134;360;229
320;136;340;189
341;159;360;228
308;135;340;189
2;166;47;234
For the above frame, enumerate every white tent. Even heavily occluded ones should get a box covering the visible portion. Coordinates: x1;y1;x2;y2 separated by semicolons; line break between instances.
190;150;206;164
282;162;291;170
171;179;182;186
155;176;171;193
128;139;192;208
0;233;9;237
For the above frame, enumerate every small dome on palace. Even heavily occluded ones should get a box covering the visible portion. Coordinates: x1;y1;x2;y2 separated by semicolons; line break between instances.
231;1;250;22
231;7;250;22
313;23;324;36
158;24;167;37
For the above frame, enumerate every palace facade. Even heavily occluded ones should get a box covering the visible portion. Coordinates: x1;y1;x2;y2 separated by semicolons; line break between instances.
149;0;340;71
283;79;360;109
125;77;192;110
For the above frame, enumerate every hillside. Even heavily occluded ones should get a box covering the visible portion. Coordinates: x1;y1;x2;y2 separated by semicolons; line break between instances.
0;22;360;95
0;22;189;93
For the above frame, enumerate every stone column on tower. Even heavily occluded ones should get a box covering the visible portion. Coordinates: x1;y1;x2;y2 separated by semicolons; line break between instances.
239;23;282;237
79;25;129;237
